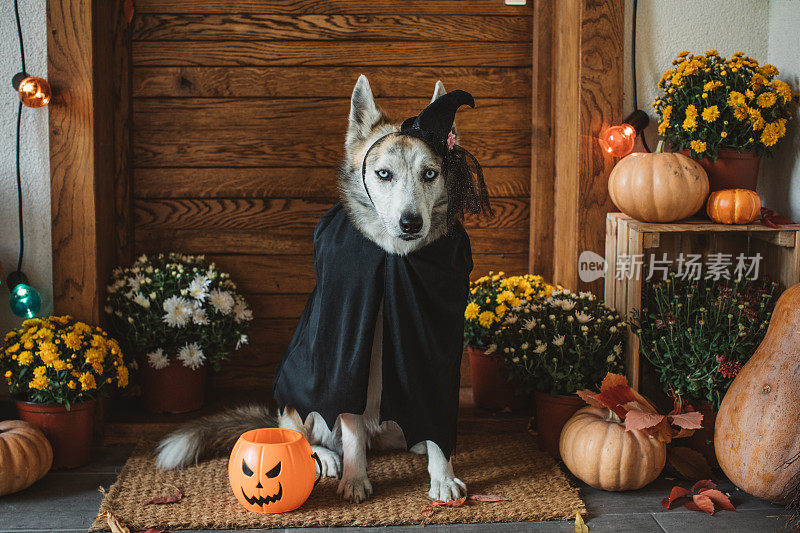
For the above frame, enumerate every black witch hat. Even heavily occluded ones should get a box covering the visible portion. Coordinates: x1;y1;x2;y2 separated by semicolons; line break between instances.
361;90;493;225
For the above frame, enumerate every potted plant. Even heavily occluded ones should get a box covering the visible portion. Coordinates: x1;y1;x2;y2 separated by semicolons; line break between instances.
106;253;253;414
463;272;558;410
493;290;625;458
631;272;779;466
1;316;132;468
654;50;796;191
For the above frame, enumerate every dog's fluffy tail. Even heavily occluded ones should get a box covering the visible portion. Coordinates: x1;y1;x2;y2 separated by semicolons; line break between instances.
155;404;277;470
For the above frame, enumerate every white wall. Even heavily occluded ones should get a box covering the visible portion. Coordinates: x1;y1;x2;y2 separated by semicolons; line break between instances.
0;0;51;333
759;0;800;221
624;0;800;221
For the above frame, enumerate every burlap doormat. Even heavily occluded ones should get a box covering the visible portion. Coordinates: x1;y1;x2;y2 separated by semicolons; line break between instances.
92;431;584;530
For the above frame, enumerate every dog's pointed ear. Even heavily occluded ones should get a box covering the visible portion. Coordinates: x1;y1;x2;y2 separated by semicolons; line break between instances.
347;75;384;143
431;80;458;143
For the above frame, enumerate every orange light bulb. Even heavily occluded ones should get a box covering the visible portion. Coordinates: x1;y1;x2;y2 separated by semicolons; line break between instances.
17;76;51;108
598;123;636;157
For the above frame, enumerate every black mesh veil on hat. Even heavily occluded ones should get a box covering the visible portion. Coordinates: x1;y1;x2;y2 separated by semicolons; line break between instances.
361;89;493;226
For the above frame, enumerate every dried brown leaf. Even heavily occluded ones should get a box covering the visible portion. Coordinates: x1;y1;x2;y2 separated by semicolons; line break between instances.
698;489;736;512
685;493;716;515
421;505;438;517
691;479;717;492
468;494;511;502
624;408;667;432
661;486;692;509
574;512;588;533
669;411;704;430
668;446;713;480
433;496;467;508
577;389;603;408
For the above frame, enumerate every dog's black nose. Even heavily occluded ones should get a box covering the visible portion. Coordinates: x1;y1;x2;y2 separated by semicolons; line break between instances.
399;213;423;234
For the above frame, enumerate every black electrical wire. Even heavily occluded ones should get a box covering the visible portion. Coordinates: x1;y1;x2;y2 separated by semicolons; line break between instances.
13;0;26;273
631;0;651;153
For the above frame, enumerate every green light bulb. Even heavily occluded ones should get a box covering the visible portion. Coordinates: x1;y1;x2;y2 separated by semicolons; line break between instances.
7;271;41;318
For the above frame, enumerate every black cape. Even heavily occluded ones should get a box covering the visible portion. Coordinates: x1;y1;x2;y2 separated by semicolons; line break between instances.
273;203;472;459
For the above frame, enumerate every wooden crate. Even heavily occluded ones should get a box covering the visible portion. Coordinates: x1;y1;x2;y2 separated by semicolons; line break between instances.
604;213;800;395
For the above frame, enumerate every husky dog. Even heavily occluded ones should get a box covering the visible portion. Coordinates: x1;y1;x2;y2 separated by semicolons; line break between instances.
156;76;472;503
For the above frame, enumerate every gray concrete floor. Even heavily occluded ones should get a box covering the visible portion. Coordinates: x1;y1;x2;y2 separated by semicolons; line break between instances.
0;445;789;533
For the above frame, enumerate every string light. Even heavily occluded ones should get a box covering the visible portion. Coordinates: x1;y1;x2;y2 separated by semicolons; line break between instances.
598;111;649;158
6;0;46;318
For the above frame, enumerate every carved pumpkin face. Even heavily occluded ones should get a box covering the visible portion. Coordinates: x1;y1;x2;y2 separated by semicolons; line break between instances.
229;428;318;514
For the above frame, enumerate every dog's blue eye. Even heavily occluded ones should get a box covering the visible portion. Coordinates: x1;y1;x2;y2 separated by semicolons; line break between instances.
423;169;438;181
376;169;391;180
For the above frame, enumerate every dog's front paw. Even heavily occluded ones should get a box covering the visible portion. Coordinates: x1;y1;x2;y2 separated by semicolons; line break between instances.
428;475;466;502
312;446;341;478
337;475;373;503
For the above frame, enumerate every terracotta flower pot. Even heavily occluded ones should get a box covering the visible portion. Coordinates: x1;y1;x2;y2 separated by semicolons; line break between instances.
467;346;525;411
139;357;207;414
15;399;96;469
680;149;760;192
534;391;585;459
685;402;718;468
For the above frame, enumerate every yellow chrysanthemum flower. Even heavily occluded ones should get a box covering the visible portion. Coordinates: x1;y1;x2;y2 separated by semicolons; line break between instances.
682;116;697;132
116;366;129;388
67;380;77;390
37;342;59;366
28;375;49;390
772;80;792;102
733;105;749;121
63;331;83;351
701;106;720;123
478;311;496;328
78;371;96;391
760;122;781;147
748;108;765;130
690;140;707;154
662;105;672;121
464;302;480;320
721;131;728;138
17;350;33;366
52;358;68;372
728;91;745;107
658;120;669;135
757;64;779;78
495;304;508;317
756;91;777;108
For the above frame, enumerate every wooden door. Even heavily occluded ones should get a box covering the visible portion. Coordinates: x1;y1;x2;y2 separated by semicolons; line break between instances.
129;0;533;392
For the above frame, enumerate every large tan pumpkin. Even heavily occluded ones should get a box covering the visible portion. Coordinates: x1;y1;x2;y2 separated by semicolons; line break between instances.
0;420;53;496
608;151;709;222
715;283;800;503
559;407;666;491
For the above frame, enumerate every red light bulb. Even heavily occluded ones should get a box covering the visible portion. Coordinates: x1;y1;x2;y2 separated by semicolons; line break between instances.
16;76;51;108
599;123;636;157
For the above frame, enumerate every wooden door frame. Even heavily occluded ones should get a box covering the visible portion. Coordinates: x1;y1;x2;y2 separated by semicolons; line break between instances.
47;0;131;324
47;0;623;321
531;0;625;293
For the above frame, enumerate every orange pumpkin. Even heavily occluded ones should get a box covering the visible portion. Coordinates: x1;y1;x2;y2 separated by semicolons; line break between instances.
559;407;666;491
229;428;319;513
706;189;761;224
715;283;800;503
0;420;53;496
608;151;709;222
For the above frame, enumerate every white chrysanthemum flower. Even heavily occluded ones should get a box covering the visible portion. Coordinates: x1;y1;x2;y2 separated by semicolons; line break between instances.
192;306;209;325
147;348;169;370
534;341;547;354
128;274;146;291
178;342;206;370
504;314;518;325
522;318;536;331
162;295;193;328
520;342;529;350
233;299;253;323
613;343;623;355
108;279;126;294
208;289;235;315
132;292;151;309
236;334;249;350
485;343;497;355
606;354;615;363
576;311;593;323
552;335;565;347
561;299;577;311
188;275;210;301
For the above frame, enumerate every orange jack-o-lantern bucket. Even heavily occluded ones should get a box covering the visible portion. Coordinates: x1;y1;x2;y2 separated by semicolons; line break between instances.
228;428;321;513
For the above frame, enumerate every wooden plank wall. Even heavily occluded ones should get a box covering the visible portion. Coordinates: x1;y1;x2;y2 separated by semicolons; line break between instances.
130;0;534;391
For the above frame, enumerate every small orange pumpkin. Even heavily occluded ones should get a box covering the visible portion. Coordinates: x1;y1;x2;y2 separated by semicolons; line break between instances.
706;189;761;224
0;420;53;496
559;407;666;491
229;428;319;513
